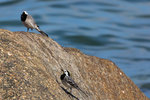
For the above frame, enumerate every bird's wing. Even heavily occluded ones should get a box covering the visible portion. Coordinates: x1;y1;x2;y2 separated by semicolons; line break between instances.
65;76;79;88
65;76;87;96
26;15;36;28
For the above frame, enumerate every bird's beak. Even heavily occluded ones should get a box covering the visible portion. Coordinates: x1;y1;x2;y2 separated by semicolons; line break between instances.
61;68;64;72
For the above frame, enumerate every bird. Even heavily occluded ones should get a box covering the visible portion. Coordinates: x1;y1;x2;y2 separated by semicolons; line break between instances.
60;69;87;96
21;11;48;37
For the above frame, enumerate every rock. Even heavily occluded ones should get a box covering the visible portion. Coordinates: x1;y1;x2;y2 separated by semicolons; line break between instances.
0;29;149;100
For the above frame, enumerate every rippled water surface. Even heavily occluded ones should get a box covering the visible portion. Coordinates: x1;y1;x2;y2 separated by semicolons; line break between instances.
0;0;150;98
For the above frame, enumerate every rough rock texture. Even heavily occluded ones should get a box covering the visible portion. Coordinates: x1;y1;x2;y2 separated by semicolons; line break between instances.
0;29;149;100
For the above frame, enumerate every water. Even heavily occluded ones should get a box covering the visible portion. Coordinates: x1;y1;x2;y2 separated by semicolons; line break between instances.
0;0;150;98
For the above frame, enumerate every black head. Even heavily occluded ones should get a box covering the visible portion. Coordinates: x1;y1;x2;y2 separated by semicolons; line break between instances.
62;69;70;76
66;70;70;76
21;11;28;22
60;69;70;80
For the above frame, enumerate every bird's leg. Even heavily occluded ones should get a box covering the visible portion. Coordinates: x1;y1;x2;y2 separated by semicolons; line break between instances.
27;28;29;32
70;88;72;94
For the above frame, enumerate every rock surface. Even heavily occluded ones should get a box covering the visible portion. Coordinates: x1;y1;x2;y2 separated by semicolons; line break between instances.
0;29;149;100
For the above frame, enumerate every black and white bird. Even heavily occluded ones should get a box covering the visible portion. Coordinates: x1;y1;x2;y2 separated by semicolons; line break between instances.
21;11;48;37
60;69;87;96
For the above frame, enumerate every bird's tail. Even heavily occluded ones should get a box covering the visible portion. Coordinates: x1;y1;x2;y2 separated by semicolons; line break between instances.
35;26;48;37
39;30;48;37
77;87;88;97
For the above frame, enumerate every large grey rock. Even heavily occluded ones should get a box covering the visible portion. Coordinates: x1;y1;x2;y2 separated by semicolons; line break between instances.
0;29;149;100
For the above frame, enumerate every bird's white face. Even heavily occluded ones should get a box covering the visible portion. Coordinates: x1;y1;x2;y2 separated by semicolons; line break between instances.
24;11;28;15
64;70;69;76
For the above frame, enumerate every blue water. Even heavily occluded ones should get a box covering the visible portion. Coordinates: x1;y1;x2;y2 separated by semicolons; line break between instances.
0;0;150;98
